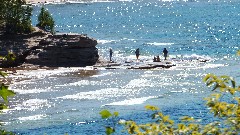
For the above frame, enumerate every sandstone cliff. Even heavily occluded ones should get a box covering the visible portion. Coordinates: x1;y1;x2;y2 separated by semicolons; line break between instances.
0;28;99;67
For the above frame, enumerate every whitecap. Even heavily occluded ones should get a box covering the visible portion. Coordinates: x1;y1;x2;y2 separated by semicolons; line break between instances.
182;54;211;61
103;96;161;106
145;42;174;46
18;114;47;121
124;78;154;88
57;88;135;100
97;39;118;44
56;80;101;86
11;88;51;94
14;99;51;111
91;72;113;77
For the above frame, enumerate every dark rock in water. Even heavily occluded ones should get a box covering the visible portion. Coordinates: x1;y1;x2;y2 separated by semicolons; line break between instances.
25;34;99;67
0;28;99;68
25;46;99;67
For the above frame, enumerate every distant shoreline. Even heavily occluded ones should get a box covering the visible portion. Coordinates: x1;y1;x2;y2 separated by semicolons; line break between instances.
26;0;66;4
26;0;52;4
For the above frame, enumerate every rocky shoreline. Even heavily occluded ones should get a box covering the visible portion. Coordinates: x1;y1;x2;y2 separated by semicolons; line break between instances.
0;27;180;71
0;27;99;68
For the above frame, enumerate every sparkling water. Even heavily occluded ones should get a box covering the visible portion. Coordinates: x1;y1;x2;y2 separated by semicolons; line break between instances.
1;0;240;134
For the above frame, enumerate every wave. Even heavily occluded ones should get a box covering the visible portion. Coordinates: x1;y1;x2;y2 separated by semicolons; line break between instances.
144;42;174;46
12;99;51;111
97;39;119;44
18;114;47;121
103;96;162;106
11;88;51;94
57;88;134;100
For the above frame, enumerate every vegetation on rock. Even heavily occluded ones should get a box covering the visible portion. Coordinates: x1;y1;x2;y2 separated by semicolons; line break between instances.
0;0;33;34
0;1;55;34
37;7;55;34
0;71;16;134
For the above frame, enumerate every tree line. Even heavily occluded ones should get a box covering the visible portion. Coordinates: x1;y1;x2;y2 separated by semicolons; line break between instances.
0;0;55;34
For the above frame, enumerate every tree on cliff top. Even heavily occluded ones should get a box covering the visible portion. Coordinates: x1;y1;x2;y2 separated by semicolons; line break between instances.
0;0;33;34
37;7;55;34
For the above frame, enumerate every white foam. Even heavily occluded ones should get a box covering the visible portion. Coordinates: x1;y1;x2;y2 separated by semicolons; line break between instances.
11;88;51;94
124;78;154;88
182;54;211;61
193;63;225;70
10;68;85;79
14;99;51;111
97;39;118;44
104;96;160;106
57;80;102;86
18;114;47;121
146;42;174;46
91;72;113;77
58;88;135;100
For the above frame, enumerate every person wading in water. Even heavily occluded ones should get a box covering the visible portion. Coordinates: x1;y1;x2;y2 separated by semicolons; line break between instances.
109;48;113;62
135;48;140;61
163;48;168;60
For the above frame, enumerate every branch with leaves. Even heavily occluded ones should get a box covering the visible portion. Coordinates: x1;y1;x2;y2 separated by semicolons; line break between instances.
100;73;240;135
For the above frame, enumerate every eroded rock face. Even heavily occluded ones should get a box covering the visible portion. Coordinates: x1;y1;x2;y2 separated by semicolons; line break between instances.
0;28;99;67
25;34;99;67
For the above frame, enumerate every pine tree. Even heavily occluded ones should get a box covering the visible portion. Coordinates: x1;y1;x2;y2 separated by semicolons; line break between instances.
1;0;33;34
37;7;55;34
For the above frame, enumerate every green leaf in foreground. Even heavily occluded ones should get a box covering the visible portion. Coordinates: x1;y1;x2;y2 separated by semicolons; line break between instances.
237;50;240;56
100;109;112;119
145;105;159;111
180;116;194;122
105;127;114;135
0;103;7;110
113;111;119;117
0;71;7;78
0;84;16;104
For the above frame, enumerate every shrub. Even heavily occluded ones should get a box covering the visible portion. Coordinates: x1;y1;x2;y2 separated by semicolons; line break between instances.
36;7;55;34
0;0;33;34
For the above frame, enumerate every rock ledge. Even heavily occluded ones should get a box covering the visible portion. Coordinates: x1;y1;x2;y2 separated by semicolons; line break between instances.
0;28;99;68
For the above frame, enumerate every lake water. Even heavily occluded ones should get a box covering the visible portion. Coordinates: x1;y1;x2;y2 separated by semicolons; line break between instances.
1;0;240;134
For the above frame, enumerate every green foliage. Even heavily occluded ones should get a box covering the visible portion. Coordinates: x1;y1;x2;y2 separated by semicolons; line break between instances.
0;72;7;78
3;52;16;63
237;50;240;56
145;105;159;111
0;70;16;111
99;110;119;135
0;68;16;134
0;84;15;104
100;110;112;119
0;129;15;135
37;7;55;34
0;51;17;67
100;73;240;135
0;0;33;34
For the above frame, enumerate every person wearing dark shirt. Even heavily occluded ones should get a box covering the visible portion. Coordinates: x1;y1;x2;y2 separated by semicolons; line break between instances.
109;48;113;61
163;48;168;60
135;48;140;60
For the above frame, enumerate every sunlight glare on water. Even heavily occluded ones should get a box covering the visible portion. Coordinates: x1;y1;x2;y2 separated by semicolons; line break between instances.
2;0;240;134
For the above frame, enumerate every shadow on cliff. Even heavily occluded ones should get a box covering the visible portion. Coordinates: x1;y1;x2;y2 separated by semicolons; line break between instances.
0;27;99;68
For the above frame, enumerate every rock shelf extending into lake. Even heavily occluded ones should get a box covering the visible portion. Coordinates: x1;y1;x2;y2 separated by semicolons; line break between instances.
25;33;99;67
94;60;177;70
0;27;99;68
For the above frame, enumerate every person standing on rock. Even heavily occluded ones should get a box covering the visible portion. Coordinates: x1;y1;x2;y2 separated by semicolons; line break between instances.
163;48;168;60
109;48;113;62
135;48;140;61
